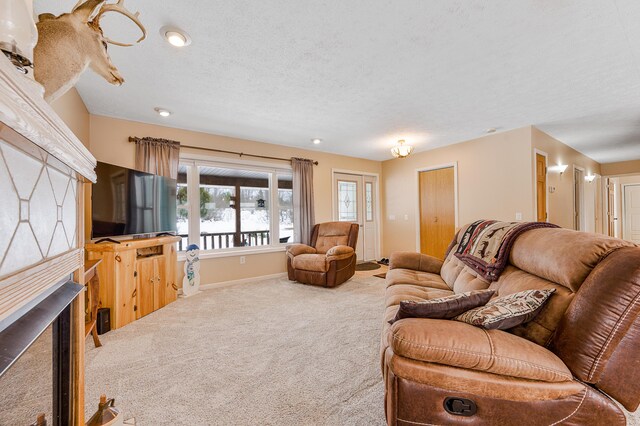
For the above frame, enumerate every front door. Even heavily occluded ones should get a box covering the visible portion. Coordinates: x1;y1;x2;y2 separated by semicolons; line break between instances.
333;173;379;262
623;184;640;243
334;173;364;261
419;167;455;260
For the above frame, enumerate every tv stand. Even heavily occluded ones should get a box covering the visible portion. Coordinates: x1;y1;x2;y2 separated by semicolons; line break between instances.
85;235;181;330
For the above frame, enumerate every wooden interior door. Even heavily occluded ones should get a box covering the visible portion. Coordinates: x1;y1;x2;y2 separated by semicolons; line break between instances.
623;185;640;243
607;178;616;236
574;168;584;230
536;154;547;221
419;167;455;260
137;257;155;318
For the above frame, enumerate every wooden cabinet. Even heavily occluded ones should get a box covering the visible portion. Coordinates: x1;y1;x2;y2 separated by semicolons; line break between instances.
86;236;180;329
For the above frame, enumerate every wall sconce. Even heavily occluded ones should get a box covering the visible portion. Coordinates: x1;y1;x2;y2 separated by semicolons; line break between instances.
549;164;568;174
585;174;596;183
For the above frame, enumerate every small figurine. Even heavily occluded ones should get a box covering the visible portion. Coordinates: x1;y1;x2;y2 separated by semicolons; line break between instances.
182;244;201;297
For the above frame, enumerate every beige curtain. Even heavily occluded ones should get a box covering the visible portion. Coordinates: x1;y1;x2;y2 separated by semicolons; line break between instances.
292;158;315;245
134;137;180;179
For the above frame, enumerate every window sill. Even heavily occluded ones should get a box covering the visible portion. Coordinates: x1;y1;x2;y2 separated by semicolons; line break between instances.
177;245;287;261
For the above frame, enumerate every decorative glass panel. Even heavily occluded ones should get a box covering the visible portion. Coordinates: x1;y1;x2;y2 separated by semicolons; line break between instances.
0;139;77;278
338;180;357;222
365;182;373;222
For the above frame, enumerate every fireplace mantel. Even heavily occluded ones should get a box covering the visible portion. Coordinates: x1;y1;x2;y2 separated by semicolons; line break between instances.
0;55;96;183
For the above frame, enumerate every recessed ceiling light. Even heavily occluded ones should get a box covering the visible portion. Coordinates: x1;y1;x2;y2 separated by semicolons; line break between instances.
160;26;192;47
154;107;171;117
312;138;322;145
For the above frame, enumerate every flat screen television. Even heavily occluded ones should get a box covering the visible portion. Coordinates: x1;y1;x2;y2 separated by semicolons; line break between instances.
92;161;177;239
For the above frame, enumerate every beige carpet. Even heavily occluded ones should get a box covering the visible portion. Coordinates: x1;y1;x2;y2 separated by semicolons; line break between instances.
84;275;388;425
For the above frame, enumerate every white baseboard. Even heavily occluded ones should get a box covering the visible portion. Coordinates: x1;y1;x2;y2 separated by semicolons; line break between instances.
178;273;288;294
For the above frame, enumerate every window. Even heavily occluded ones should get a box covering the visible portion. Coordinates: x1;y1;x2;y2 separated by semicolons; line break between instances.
177;160;295;252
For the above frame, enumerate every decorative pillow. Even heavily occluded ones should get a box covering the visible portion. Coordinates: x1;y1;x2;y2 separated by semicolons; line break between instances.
389;290;495;324
454;289;556;330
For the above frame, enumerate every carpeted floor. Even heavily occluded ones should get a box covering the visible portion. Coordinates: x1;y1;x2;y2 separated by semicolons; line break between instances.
84;274;388;425
2;269;636;424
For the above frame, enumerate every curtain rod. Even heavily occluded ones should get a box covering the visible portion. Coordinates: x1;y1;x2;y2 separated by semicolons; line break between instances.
128;136;319;165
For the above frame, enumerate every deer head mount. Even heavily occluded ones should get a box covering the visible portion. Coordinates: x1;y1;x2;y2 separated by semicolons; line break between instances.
34;0;146;102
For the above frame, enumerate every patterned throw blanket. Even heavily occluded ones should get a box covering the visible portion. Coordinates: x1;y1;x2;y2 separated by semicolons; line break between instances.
454;220;559;282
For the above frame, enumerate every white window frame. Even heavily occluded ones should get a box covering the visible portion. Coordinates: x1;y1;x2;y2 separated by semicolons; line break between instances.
177;155;293;260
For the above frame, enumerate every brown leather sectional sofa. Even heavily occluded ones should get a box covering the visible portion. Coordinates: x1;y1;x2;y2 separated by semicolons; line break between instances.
381;226;640;425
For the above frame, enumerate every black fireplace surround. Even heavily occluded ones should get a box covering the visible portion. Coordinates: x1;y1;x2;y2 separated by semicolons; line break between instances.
0;280;83;426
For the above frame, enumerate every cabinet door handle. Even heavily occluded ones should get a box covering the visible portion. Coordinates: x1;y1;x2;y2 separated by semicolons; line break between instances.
115;254;122;262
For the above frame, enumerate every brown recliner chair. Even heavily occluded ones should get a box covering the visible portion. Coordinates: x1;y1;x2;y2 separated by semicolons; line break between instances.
286;222;359;287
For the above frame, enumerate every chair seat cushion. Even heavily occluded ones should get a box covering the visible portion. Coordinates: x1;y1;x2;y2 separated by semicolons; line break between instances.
292;253;327;272
386;268;451;290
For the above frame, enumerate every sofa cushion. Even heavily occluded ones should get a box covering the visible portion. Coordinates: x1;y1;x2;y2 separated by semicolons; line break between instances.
455;289;555;330
389;289;495;323
385;285;454;308
292;253;328;272
490;266;575;346
389;318;573;382
386;268;450;290
509;228;633;292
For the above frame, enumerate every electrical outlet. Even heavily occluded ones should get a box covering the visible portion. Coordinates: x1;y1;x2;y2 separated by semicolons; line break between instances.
404;214;409;221
389;214;396;221
240;256;246;264
515;212;523;221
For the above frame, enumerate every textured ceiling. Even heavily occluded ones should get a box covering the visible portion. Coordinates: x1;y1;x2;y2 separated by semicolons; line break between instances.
36;1;640;162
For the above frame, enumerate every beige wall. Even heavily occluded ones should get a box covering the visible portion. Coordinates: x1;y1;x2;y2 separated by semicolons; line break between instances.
89;115;382;285
601;160;640;176
51;88;90;148
381;126;533;256
530;127;601;230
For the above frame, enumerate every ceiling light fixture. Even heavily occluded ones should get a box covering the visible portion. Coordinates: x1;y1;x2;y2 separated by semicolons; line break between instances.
391;139;414;159
312;138;322;145
486;128;497;134
160;26;192;47
154;107;171;117
585;174;596;183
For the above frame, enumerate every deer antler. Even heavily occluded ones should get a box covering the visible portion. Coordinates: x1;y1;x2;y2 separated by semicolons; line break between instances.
71;0;106;22
93;0;147;46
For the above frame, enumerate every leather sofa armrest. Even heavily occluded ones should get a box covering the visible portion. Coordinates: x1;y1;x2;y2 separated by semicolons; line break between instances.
389;318;572;383
389;252;444;274
326;245;355;262
326;245;354;257
286;244;316;257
